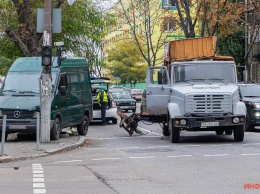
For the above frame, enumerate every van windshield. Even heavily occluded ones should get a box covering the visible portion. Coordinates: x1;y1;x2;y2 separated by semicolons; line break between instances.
2;72;56;93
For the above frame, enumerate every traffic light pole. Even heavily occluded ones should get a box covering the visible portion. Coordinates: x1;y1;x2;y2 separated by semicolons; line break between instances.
40;0;52;142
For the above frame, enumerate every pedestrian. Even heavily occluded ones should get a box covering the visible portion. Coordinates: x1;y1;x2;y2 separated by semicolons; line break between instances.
96;88;108;126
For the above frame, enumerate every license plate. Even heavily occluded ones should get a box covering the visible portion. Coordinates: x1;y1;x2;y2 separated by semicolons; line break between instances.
8;125;26;129
201;122;219;127
120;106;129;109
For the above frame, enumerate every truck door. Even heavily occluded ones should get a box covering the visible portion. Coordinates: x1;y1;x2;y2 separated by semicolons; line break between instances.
146;66;171;115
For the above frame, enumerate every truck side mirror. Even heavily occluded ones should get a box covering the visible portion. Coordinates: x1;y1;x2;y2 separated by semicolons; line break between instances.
59;86;67;96
243;70;248;84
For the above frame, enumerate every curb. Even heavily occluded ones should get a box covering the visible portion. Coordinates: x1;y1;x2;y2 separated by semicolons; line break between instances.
0;136;86;163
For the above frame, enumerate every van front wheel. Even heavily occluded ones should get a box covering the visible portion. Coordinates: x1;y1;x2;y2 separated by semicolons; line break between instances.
77;115;89;135
51;118;61;140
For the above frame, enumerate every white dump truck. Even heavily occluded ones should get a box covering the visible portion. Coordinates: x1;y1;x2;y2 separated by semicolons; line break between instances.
118;37;246;143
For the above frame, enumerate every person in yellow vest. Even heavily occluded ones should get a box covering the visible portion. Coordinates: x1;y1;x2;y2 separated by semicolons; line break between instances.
96;88;109;126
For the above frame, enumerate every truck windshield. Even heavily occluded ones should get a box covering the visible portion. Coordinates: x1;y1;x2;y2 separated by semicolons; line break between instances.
173;63;236;83
2;72;56;93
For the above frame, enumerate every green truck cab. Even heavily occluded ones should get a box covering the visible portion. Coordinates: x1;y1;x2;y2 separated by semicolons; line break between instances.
0;57;93;140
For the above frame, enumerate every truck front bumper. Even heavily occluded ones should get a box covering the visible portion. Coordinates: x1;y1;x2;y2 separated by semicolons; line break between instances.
0;119;55;133
173;115;245;130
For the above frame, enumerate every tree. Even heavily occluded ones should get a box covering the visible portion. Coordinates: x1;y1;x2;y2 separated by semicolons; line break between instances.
111;0;169;67
171;0;244;38
0;0;114;75
106;39;146;86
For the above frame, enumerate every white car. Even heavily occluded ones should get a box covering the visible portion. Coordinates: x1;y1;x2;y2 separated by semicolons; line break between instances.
91;77;118;124
92;93;118;124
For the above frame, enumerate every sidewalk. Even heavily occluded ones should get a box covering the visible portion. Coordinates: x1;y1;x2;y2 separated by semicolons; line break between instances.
0;131;86;163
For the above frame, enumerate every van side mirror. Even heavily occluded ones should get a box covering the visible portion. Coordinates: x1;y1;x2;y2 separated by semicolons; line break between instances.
243;70;248;84
59;86;67;96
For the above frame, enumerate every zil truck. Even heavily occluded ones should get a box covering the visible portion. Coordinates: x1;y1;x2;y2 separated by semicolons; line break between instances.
118;36;246;143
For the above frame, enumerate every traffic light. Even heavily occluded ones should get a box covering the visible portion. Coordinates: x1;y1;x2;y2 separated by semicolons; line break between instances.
57;47;66;67
42;45;52;66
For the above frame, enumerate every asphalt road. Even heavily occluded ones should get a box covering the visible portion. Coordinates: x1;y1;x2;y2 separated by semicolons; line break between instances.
1;103;260;194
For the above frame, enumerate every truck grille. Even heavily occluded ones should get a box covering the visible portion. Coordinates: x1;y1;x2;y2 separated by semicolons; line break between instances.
1;110;34;119
185;94;232;114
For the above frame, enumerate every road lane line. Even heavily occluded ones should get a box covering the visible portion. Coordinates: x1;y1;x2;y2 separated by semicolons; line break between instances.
242;143;260;146
167;155;192;158
137;127;161;135
92;157;121;161
241;153;260;156
116;147;139;150
54;160;83;164
179;145;201;147
204;154;229;157
130;156;155;159
210;144;232;146
33;171;44;174
92;136;160;140
33;174;44;178
33;178;45;182
147;146;169;148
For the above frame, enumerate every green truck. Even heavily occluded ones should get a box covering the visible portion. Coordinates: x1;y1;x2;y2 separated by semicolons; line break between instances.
0;57;93;140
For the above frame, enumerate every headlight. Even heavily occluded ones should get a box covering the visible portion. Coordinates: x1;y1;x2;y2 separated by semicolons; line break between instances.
256;112;260;117
233;117;239;124
253;102;260;108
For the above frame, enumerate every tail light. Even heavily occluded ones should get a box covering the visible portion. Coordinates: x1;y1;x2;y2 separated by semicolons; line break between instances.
112;100;117;108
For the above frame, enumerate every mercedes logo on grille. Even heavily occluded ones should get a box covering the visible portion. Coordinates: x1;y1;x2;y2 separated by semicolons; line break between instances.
14;111;21;118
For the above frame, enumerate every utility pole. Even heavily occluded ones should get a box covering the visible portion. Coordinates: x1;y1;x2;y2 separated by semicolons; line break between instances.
41;0;52;142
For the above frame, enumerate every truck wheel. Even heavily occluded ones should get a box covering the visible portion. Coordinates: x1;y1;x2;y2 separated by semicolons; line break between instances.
163;124;170;136
51;118;61;140
245;113;254;131
169;120;180;143
234;125;244;142
77;115;89;135
112;118;117;124
225;129;232;135
215;129;224;135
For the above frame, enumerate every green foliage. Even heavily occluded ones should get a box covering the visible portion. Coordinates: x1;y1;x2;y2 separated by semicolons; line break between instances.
0;0;115;73
106;40;146;84
217;31;245;66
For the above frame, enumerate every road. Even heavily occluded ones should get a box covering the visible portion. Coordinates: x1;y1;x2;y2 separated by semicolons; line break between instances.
1;103;260;194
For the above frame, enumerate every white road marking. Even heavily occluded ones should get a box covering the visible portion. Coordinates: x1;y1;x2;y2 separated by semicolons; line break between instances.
241;153;260;156
116;147;139;150
147;146;169;149
33;171;44;174
242;143;260;146
33;178;45;182
33;183;45;188
92;135;160;140
33;174;44;178
33;189;46;194
167;155;192;158
179;145;201;147
130;156;155;159
92;157;121;161
137;127;161;135
210;144;232;146
204;154;229;157
54;160;83;164
32;164;46;194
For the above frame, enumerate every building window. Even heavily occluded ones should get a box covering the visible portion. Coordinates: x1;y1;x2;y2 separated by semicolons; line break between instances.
164;17;176;32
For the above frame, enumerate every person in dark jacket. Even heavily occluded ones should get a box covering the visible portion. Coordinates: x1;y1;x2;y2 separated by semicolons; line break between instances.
96;88;108;126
